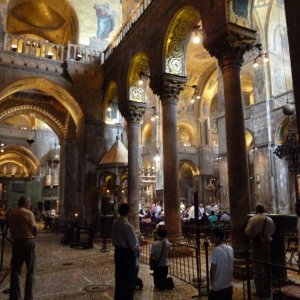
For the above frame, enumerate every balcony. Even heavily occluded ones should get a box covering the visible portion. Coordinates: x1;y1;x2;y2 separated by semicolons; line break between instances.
3;33;104;66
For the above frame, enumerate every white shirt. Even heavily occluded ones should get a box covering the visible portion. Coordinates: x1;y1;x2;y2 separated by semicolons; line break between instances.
245;213;275;242
189;206;195;219
151;239;171;267
210;244;234;291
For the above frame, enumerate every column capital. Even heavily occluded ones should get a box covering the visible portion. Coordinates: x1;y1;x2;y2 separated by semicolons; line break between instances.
204;25;256;69
150;73;187;106
121;100;146;123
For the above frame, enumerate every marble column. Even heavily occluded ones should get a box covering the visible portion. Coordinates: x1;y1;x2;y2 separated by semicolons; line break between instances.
151;73;187;241
217;50;251;257
123;101;146;231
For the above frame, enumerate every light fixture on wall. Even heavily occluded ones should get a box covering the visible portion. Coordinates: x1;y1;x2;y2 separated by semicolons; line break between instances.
11;44;18;52
46;51;53;59
76;53;82;61
192;25;203;44
251;43;269;68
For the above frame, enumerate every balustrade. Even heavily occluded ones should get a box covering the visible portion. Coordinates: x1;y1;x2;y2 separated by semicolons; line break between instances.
2;33;104;66
66;42;103;65
3;33;64;62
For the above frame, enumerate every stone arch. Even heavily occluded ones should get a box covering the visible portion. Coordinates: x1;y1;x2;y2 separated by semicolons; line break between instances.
179;159;200;177
274;115;296;145
200;69;219;118
245;129;255;151
179;159;199;205
103;81;121;125
142;122;153;146
0;78;84;134
177;121;196;147
0;145;40;176
127;52;149;103
241;73;255;107
267;0;292;95
7;0;79;44
0;105;66;141
164;6;200;76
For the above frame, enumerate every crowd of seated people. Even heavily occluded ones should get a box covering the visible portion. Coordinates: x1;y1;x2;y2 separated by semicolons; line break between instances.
139;203;164;225
180;202;231;228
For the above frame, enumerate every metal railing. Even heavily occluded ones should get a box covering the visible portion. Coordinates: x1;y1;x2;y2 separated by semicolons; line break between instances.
244;256;300;300
139;239;210;295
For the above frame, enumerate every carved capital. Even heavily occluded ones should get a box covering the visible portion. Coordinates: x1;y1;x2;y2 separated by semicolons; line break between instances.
121;100;146;123
203;24;256;69
150;73;187;106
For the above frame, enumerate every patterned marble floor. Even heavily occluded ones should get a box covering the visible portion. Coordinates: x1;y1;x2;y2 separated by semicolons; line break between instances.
0;232;297;299
0;232;206;300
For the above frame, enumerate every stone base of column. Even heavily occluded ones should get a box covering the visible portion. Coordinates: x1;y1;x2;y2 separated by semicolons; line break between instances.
168;235;184;244
232;244;250;279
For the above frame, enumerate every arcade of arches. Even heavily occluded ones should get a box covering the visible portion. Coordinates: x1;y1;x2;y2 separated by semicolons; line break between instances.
0;0;299;259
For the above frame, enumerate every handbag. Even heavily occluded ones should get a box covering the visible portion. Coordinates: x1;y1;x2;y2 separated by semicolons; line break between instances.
150;241;165;270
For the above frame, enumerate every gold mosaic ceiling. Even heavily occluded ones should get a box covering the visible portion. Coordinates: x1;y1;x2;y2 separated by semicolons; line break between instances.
7;0;78;44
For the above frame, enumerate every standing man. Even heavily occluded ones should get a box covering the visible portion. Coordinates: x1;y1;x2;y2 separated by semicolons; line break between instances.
209;228;234;300
245;203;275;298
112;203;141;300
9;196;38;300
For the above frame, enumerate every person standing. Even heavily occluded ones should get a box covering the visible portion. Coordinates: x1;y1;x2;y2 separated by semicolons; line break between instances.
150;228;172;290
188;203;195;224
9;196;38;300
112;203;141;300
245;203;275;298
208;211;218;227
209;228;234;300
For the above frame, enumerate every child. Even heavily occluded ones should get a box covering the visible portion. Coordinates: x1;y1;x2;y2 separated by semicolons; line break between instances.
150;227;172;290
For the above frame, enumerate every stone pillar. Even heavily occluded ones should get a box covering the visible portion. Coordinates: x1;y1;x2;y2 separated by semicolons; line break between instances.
220;52;251;256
122;101;146;231
60;139;77;221
151;73;187;241
204;39;252;258
284;1;300;216
284;1;300;140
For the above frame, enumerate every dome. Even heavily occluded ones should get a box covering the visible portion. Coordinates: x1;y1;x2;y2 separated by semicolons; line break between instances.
47;148;60;162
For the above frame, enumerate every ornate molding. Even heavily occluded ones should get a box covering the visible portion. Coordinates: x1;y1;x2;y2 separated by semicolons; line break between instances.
122;101;146;123
0;50;64;75
150;73;187;106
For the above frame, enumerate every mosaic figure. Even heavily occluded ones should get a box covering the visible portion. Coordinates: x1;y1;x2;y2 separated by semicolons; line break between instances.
94;2;115;40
